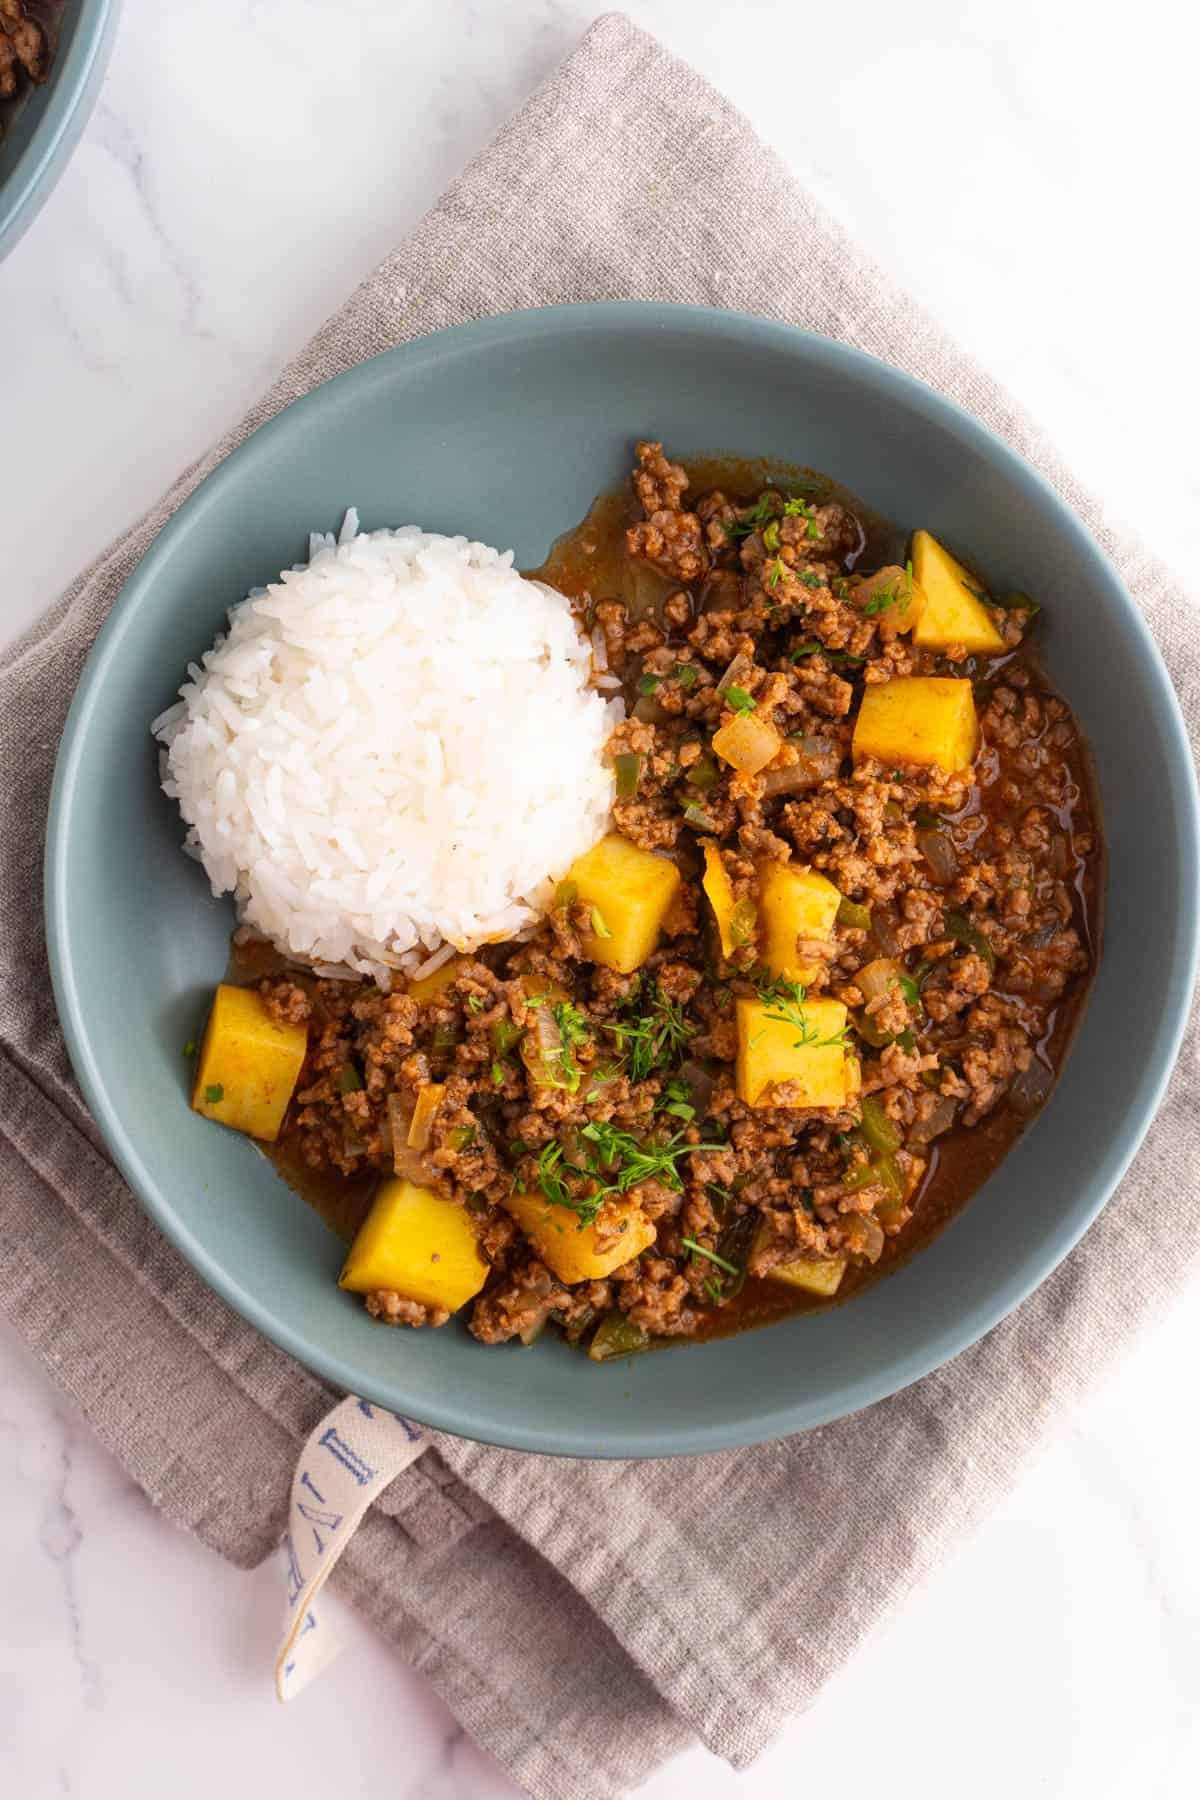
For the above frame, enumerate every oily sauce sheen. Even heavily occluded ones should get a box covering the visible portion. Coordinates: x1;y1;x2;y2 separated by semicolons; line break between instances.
249;451;1100;1350
529;455;1100;1336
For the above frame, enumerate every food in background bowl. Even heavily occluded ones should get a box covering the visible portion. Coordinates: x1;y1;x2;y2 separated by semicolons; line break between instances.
0;0;117;258
159;440;1101;1362
0;1;55;132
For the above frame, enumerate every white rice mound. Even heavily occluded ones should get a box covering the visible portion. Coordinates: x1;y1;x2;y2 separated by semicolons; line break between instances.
152;514;622;985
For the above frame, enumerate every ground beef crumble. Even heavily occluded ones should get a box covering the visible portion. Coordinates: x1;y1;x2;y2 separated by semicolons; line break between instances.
253;444;1098;1356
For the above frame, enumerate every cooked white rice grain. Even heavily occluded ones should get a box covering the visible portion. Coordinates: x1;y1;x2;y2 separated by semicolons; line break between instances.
153;522;621;984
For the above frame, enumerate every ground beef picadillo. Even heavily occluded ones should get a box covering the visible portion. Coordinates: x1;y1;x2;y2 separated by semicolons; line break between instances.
255;441;1099;1355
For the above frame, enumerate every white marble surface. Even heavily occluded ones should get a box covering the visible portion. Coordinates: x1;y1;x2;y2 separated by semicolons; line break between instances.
2;1;1199;1795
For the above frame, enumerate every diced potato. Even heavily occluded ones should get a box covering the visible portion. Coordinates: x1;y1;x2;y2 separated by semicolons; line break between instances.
712;711;781;776
735;996;853;1110
191;983;307;1143
407;955;464;1003
851;677;978;774
757;861;841;985
702;843;741;957
911;529;1005;654
751;1222;848;1296
767;1253;847;1296
503;1190;656;1283
339;1177;488;1312
567;833;681;975
851;565;927;635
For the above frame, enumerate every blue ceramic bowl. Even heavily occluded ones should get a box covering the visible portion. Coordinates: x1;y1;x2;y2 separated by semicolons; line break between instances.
46;305;1199;1456
0;0;119;259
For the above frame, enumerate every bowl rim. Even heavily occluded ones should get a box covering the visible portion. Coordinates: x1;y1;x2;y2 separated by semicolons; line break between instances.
45;301;1200;1456
0;0;120;260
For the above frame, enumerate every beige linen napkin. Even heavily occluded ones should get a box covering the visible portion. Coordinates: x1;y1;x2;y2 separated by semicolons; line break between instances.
2;14;1198;1799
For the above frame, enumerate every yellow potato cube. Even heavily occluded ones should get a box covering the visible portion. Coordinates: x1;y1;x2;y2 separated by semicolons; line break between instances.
191;983;308;1143
851;677;979;774
757;861;841;985
752;1222;847;1296
911;529;1005;654
712;711;781;776
567;833;682;975
735;996;852;1110
407;955;464;1002
767;1253;847;1297
503;1191;656;1284
702;843;744;957
339;1178;488;1313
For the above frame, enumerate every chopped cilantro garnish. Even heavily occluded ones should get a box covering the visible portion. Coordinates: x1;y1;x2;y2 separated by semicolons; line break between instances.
681;1237;741;1277
724;684;756;714
204;1084;224;1105
585;1063;620;1101
783;498;821;539
724;495;777;540
753;973;851;1049
638;672;660;695
537;1121;723;1228
606;976;693;1081
862;561;913;617
657;1076;696;1123
542;1000;591;1093
536;1141;576;1213
675;662;698;689
790;641;864;666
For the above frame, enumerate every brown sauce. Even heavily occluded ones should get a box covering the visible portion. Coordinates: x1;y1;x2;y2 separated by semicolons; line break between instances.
530;455;1101;1334
240;453;1101;1347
